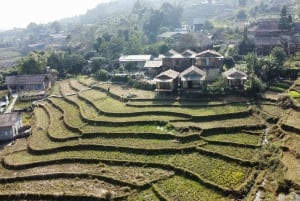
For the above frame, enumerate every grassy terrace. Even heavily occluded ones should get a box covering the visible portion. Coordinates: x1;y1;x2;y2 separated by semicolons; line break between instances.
0;163;173;187
171;116;263;130
155;176;231;201
256;103;284;117
200;144;259;161
4;150;252;190
202;132;262;146
0;78;275;200
79;88;249;116
0;178;130;199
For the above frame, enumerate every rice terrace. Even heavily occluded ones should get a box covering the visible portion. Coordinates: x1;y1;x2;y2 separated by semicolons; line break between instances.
0;77;299;201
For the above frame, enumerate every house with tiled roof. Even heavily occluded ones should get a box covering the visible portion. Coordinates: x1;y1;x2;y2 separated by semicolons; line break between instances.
0;112;22;141
179;65;206;90
153;69;180;92
195;50;224;82
222;68;247;89
5;74;52;100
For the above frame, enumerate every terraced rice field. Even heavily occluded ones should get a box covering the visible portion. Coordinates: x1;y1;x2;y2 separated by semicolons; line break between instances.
0;78;287;201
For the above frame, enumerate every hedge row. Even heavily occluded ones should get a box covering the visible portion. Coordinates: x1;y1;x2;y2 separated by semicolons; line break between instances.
196;147;258;167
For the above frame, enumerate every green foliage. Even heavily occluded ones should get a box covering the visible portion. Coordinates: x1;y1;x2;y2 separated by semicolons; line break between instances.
223;56;235;68
95;69;109;81
17;52;48;74
236;10;248;20
288;90;300;99
238;28;255;55
270;47;286;66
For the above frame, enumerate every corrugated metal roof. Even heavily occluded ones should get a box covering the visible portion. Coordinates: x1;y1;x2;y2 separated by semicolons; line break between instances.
0;113;20;127
119;55;152;62
144;60;163;68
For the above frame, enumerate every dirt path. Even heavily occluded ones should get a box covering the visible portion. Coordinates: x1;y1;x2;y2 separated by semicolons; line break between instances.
4;94;18;113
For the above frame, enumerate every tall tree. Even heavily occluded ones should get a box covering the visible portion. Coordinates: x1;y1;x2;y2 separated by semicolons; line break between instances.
18;52;48;74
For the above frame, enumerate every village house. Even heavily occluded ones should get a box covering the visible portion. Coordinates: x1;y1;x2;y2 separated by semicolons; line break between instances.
249;18;300;55
119;55;153;70
222;68;248;89
159;49;197;72
0;112;22;141
179;65;206;90
195;49;224;82
143;59;164;78
5;74;52;100
153;69;180;92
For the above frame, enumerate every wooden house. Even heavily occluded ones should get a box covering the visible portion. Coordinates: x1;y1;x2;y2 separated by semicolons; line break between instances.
153;69;180;92
5;74;52;100
222;68;247;89
179;65;206;90
195;50;224;82
0;112;22;141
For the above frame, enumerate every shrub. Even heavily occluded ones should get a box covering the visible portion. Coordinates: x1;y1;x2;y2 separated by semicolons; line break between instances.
95;69;109;81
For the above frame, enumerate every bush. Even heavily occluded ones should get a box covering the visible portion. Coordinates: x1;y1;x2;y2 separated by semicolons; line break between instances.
111;74;128;82
95;69;109;81
132;80;155;91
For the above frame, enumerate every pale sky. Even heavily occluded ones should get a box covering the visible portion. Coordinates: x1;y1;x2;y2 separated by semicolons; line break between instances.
0;0;111;30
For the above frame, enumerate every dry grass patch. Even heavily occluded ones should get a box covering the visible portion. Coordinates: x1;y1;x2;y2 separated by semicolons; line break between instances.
172;116;263;130
155;176;231;201
257;104;284;117
79;89;248;116
200;144;260;161
49;97;85;128
127;188;160;201
203;132;262;146
284;109;300;130
0;163;174;187
0;178;129;199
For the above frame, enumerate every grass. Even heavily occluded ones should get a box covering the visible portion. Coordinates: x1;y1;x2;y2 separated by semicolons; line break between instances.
13;101;32;110
155;176;231;201
48;97;85;128
0;163;173;187
0;77;274;200
202;132;262;146
127;188;160;201
0;178;129;198
80;124;184;135
79;89;249;116
288;90;300;99
200;144;259;161
4;150;252;189
257;104;284;117
171;116;262;130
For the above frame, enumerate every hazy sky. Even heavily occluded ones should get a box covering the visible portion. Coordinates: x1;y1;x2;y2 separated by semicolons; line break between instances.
0;0;111;30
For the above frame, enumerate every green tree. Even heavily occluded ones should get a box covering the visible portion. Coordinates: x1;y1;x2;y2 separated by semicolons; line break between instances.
238;27;255;55
18;52;48;74
237;10;248;20
270;46;286;66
